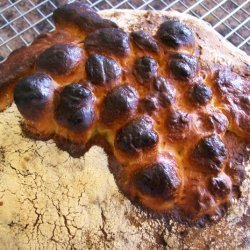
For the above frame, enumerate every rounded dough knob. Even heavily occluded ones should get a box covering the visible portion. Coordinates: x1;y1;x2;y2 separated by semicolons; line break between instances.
55;83;95;132
14;73;54;120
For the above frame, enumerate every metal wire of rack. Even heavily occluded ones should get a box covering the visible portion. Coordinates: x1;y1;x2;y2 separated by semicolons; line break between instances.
0;0;249;62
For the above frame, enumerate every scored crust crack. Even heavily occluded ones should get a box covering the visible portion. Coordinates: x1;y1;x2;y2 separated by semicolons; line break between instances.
0;0;249;238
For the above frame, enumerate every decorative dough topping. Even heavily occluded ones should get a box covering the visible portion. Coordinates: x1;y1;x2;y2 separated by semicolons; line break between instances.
191;134;227;171
169;53;197;80
101;84;138;124
207;111;229;134
153;76;176;106
209;173;232;198
85;28;130;56
140;96;159;114
36;44;82;75
131;31;159;52
189;83;212;105
55;83;95;132
134;56;158;84
133;160;180;200
214;69;250;136
14;73;54;120
157;19;195;48
166;109;191;142
115;116;158;154
53;2;118;32
1;2;249;225
85;53;121;85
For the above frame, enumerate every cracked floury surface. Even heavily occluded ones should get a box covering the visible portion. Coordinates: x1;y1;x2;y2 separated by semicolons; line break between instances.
0;106;249;249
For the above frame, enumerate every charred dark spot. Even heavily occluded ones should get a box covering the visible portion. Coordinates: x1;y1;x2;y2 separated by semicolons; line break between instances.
55;83;94;132
157;19;195;48
192;134;227;171
223;131;248;185
208;112;228;134
56;107;94;132
215;69;244;96
209;173;232;198
169;53;197;80
196;111;228;135
215;70;250;115
193;187;215;213
189;83;212;105
140;96;158;114
54;135;87;158
85;54;121;85
166;110;191;141
240;95;250;109
237;96;250;121
36;44;82;75
240;112;250;137
214;70;250;135
153;76;176;106
85;28;130;56
131;31;159;52
14;73;54;120
239;95;250;116
134;56;158;84
59;83;92;108
160;93;175;107
153;76;171;92
134;161;180;200
53;2;117;32
101;84;138;124
116;116;158;154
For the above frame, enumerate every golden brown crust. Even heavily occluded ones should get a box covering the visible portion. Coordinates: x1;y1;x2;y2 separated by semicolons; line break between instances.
0;5;249;248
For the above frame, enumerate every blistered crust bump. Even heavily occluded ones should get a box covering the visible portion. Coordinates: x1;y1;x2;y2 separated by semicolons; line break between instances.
166;109;191;142
55;83;95;132
85;54;121;85
133;161;180;200
101;84;138;124
115;116;158;154
191;134;227;171
85;28;130;56
214;69;250;137
36;44;83;76
14;73;54;120
131;31;159;52
134;56;158;84
157;19;195;48
53;2;117;32
188;83;212;106
0;2;249;226
169;53;198;80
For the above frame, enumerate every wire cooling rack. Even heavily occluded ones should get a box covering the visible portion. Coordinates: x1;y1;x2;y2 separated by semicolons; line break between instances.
0;0;249;62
